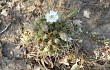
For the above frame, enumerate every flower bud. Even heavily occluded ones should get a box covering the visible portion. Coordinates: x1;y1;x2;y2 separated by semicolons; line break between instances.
43;34;48;39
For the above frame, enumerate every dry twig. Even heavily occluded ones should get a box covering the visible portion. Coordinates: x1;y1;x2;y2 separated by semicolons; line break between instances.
0;23;12;35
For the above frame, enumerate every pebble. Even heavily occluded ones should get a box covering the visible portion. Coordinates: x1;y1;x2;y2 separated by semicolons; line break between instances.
84;10;91;18
2;42;25;59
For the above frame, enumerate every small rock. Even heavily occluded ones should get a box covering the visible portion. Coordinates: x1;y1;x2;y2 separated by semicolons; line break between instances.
73;19;82;26
2;42;25;59
60;32;72;42
84;10;91;18
2;42;15;59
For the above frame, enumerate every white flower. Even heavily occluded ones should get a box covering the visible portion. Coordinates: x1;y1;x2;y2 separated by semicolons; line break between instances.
45;11;59;23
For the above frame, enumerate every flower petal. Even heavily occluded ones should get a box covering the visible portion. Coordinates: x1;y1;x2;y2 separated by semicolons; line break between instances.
45;11;59;23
